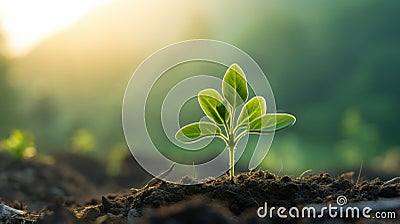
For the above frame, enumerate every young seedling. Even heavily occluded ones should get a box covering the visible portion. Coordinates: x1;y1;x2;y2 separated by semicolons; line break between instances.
175;64;296;180
0;129;36;160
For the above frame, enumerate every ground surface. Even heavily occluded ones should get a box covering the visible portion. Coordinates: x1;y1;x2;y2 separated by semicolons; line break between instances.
0;153;399;223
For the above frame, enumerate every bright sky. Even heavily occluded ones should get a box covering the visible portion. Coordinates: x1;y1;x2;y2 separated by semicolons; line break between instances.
0;0;114;57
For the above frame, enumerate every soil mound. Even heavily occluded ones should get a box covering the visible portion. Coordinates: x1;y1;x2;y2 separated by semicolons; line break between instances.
72;170;400;223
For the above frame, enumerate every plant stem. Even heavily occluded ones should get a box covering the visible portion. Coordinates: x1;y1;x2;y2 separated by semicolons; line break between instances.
217;134;229;145
227;103;236;180
228;144;235;180
234;130;248;143
229;104;235;131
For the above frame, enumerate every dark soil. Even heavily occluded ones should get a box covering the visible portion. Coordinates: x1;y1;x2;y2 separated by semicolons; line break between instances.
0;152;151;223
1;153;399;223
0;152;150;209
73;170;400;224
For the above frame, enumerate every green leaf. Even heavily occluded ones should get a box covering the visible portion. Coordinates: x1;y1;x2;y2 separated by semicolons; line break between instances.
222;64;248;108
248;113;296;133
198;89;230;125
175;122;222;143
237;96;266;127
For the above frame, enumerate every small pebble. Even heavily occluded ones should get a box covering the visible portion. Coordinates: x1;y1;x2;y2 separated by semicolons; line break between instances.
127;208;141;224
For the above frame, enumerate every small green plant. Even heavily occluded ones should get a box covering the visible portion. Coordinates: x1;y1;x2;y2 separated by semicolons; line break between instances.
175;64;296;179
0;129;36;159
107;143;129;177
70;128;97;154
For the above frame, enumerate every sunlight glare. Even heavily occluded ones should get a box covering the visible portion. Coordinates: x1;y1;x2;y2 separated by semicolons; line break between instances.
0;0;114;56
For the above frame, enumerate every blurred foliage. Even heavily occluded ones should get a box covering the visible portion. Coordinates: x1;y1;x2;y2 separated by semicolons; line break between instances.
0;129;36;159
0;0;399;175
371;148;400;174
0;31;18;137
107;143;129;177
69;129;97;153
234;1;400;173
336;109;379;166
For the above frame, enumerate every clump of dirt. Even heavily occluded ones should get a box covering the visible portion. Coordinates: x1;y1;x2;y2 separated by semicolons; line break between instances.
72;170;400;223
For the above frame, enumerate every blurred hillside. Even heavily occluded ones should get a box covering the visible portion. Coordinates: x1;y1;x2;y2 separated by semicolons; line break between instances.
0;31;18;136
7;1;225;152
1;0;399;175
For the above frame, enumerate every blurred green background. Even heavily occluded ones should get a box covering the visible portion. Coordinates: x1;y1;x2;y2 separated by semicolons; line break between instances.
0;0;399;177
